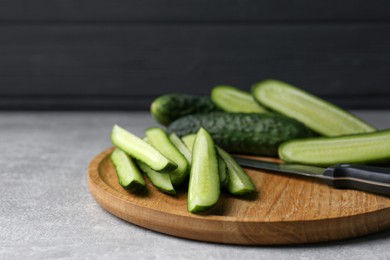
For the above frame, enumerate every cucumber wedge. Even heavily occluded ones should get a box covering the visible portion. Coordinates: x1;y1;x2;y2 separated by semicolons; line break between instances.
182;134;228;187
279;129;390;166
110;148;146;191
217;155;228;188
211;85;267;113
187;128;220;213
252;79;375;136
145;128;189;186
137;162;176;195
182;134;196;152
169;133;192;165
217;147;257;195
111;125;177;173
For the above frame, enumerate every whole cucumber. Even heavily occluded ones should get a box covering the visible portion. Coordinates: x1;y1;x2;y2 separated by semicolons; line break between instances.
151;94;218;126
167;112;314;157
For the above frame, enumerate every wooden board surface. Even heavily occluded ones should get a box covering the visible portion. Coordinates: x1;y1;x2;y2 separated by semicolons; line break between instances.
88;147;390;245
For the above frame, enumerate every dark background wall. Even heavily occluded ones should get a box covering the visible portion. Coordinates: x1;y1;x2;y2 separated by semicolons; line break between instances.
0;0;390;110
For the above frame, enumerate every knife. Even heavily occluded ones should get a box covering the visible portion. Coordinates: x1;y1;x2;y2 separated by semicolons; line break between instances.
233;156;390;196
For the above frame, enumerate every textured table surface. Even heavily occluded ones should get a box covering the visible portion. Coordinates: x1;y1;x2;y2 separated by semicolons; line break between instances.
2;111;390;260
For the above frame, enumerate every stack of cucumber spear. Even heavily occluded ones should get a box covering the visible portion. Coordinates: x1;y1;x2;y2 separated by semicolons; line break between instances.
110;79;389;214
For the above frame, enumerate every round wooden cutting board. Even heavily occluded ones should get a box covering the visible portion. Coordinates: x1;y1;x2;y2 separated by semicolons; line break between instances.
88;147;390;245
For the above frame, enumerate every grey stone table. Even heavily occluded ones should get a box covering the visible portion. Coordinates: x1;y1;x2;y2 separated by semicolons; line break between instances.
2;111;390;260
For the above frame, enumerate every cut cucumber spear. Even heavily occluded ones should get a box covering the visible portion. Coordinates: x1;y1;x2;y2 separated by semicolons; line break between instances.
137;162;176;195
187;128;220;213
183;134;228;188
110;148;146;192
169;133;192;165
182;134;196;152
217;155;229;189
145;128;189;187
211;85;267;113
252;79;375;136
279;129;390;166
217;147;256;195
111;125;177;173
184;133;256;194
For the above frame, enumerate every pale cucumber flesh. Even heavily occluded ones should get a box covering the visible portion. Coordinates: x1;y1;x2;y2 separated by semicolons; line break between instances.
279;129;390;166
217;147;256;195
183;134;255;193
182;134;228;187
111;125;177;172
145;127;189;186
137;162;176;195
182;134;196;152
187;128;220;213
110;148;145;191
211;85;267;113
169;133;192;165
252;79;375;136
217;155;228;188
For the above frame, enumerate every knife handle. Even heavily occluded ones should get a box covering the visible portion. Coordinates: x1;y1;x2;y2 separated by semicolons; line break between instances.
324;164;390;196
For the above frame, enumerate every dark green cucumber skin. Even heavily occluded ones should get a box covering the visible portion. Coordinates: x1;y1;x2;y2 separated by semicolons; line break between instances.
167;112;314;157
151;94;218;126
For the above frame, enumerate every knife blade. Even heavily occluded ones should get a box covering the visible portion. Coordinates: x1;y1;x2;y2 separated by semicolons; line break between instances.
233;156;390;196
